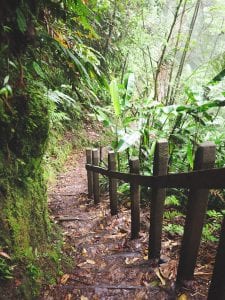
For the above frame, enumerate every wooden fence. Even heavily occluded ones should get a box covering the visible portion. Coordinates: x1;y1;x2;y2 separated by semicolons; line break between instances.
85;141;225;299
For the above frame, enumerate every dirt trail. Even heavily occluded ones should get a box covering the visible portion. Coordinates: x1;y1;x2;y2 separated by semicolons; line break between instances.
41;128;213;300
41;144;173;299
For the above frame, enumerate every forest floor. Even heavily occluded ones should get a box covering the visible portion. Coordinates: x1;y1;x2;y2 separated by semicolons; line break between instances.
41;128;215;300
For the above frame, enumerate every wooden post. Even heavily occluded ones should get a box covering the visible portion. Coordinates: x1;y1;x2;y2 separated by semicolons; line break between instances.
208;216;225;300
92;148;100;204
86;148;93;198
108;151;118;215
100;146;103;162
176;142;216;284
129;157;140;239
148;139;168;259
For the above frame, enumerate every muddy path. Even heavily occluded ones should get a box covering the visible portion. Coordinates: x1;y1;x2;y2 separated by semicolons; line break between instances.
41;129;213;300
41;145;174;299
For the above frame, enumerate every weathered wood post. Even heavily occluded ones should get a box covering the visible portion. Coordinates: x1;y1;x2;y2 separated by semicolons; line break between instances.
129;157;140;239
108;151;118;215
208;216;225;300
92;148;100;204
86;148;93;198
148;139;168;259
100;146;103;162
176;142;216;284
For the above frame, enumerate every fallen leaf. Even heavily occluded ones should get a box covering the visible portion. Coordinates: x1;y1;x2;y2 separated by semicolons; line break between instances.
142;281;151;287
77;262;87;267
194;271;212;276
135;290;147;299
0;251;11;260
15;279;22;287
119;227;128;233
60;274;70;284
125;257;139;265
105;233;126;239
99;262;106;268
65;294;72;300
177;294;188;300
63;231;69;236
99;211;104;217
82;248;87;256
126;202;131;208
155;268;166;286
86;259;96;265
159;259;177;280
150;280;159;287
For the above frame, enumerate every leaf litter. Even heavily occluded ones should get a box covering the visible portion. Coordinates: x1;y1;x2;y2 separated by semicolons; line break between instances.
41;141;217;300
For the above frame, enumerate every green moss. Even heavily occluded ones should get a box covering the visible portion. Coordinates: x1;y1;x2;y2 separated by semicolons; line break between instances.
2;177;49;259
0;80;64;298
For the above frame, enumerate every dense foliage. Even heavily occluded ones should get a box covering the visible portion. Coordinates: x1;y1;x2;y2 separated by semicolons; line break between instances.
1;0;225;297
0;0;110;297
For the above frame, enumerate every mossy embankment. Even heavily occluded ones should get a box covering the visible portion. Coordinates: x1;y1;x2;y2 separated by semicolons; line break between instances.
0;86;71;299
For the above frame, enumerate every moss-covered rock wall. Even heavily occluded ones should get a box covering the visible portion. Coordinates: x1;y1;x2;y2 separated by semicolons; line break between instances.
0;84;50;250
0;80;60;298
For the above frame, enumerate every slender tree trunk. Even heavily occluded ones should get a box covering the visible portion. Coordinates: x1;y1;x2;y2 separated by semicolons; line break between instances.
169;0;201;104
166;0;188;105
147;46;156;82
120;51;129;83
154;0;184;101
104;0;117;56
142;48;150;94
141;9;155;87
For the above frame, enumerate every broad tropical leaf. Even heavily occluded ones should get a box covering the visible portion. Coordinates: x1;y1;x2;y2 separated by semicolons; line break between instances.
110;78;121;116
16;8;27;33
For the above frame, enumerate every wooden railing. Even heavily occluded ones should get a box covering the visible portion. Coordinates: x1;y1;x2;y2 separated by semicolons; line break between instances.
85;141;225;299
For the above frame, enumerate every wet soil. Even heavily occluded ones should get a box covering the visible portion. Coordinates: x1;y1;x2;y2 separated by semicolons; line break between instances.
41;132;215;300
41;149;174;299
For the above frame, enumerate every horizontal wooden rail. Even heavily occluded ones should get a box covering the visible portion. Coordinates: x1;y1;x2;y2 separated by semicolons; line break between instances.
86;164;225;189
86;142;225;299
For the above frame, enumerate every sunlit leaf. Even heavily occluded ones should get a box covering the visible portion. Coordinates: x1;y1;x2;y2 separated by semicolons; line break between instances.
117;131;140;152
177;294;188;300
154;268;166;285
110;78;121;116
124;73;135;103
60;274;70;284
187;142;193;169
3;75;9;86
33;62;45;79
86;259;95;265
122;116;135;127
81;248;87;256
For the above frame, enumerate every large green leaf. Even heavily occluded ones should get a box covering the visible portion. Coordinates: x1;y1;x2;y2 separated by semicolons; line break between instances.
116;131;141;152
186;142;194;169
94;108;111;127
53;41;90;80
16;8;27;33
124;73;135;103
109;78;121;116
33;62;45;79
